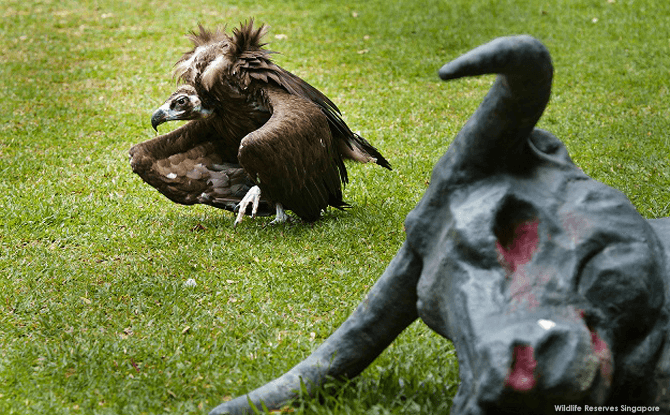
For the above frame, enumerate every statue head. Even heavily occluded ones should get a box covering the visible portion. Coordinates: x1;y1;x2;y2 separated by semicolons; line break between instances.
405;36;669;413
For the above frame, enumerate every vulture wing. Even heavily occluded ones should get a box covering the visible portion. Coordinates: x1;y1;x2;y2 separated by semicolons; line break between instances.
129;119;274;216
208;20;392;181
264;66;393;177
238;85;347;222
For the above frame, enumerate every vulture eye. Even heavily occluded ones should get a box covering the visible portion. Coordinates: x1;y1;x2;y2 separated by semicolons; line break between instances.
175;96;188;106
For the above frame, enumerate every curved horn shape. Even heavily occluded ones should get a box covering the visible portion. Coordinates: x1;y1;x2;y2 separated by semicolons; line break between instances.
438;35;553;174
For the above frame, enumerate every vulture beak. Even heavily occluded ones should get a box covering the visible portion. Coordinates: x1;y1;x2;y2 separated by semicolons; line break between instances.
151;108;168;131
150;104;187;132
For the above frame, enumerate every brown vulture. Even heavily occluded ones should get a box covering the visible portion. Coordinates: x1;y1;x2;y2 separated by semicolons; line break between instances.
129;20;391;225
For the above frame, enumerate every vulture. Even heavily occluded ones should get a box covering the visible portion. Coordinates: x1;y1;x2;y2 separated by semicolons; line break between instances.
129;20;391;225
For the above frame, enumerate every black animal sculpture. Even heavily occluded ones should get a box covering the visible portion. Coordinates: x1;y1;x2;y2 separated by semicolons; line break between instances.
209;36;670;414
129;21;391;226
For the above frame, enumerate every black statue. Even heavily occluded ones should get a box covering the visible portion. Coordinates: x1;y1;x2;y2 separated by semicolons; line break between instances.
210;36;670;415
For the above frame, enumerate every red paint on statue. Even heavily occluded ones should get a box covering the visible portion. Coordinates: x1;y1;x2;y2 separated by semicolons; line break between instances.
505;345;537;392
497;219;540;308
496;219;540;273
579;309;614;387
590;330;613;384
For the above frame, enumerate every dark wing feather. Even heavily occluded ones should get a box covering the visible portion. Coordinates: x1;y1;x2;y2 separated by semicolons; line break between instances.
186;19;390;178
240;56;344;129
237;86;347;222
130;120;273;216
238;48;392;174
271;68;391;170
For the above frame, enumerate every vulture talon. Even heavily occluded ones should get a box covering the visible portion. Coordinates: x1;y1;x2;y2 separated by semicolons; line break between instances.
234;185;262;226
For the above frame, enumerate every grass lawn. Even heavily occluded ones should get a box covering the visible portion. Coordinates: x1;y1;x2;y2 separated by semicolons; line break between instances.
2;0;670;413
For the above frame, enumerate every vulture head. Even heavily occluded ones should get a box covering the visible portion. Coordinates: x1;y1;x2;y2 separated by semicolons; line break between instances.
151;85;213;131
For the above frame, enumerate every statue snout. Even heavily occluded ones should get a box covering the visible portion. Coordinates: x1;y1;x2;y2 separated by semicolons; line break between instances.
472;315;613;412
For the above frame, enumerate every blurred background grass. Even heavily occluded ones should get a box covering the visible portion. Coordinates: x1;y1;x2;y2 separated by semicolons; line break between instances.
1;0;669;413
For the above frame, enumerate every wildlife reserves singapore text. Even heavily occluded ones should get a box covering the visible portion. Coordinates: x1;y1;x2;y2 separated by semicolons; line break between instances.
555;405;661;413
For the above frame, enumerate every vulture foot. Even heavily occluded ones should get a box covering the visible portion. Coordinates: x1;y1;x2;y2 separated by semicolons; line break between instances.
234;185;262;227
267;203;291;226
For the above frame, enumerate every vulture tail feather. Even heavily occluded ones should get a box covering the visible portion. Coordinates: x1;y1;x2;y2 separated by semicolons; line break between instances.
349;133;392;170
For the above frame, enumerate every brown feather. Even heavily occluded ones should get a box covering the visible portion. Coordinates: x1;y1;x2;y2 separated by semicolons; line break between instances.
229;19;269;57
238;86;347;221
131;20;390;222
129;120;273;216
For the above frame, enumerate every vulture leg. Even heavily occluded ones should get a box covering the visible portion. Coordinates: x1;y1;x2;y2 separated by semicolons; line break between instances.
268;203;290;226
234;185;262;227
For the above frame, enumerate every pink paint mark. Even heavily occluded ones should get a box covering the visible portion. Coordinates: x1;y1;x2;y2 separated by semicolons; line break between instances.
578;309;613;388
497;219;540;309
504;345;537;392
496;219;539;274
590;331;613;385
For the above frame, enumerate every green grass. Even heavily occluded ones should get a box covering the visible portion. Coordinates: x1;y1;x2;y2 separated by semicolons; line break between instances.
2;0;670;413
